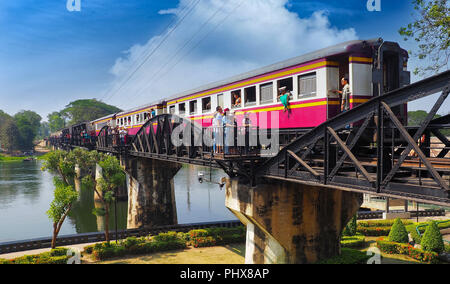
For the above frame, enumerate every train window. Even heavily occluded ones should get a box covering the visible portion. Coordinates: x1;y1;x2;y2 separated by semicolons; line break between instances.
298;73;317;98
128;116;132;125
179;103;186;115
121;118;124;125
260;82;274;105
231;90;242;108
277;77;294;100
244;86;256;107
217;94;224;109
189;100;197;115
169;106;175;114
202;97;211;113
136;114;140;123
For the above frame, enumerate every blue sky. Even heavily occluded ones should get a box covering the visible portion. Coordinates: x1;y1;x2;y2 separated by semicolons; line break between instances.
0;0;446;120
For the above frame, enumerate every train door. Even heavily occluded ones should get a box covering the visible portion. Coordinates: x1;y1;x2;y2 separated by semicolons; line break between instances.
327;56;349;120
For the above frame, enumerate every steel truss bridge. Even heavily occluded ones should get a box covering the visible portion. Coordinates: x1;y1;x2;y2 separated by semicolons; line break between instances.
51;71;450;207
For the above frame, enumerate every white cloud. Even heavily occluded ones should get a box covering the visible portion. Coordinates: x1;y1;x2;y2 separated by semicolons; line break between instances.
106;0;358;110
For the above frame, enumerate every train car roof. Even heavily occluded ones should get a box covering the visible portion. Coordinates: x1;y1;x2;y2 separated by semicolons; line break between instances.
164;38;390;103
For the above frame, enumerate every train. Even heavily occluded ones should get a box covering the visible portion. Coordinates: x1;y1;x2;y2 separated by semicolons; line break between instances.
52;38;410;147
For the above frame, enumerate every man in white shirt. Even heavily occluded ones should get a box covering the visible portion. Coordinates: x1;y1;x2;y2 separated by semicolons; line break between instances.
333;77;351;112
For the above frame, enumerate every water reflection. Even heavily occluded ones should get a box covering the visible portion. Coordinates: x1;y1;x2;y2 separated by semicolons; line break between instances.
0;161;236;242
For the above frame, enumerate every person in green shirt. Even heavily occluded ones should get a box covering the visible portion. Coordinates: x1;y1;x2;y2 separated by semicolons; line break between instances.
278;87;290;112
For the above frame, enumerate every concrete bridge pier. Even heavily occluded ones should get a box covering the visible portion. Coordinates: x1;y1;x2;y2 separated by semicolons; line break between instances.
225;178;363;264
123;157;181;229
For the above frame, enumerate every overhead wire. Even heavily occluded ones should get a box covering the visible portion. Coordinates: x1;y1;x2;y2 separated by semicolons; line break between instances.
100;0;202;103
132;0;245;103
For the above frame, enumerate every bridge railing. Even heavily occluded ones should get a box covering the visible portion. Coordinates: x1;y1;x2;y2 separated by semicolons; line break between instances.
256;70;450;206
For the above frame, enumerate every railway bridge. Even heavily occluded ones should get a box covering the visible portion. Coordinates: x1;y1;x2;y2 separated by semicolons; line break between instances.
50;70;450;264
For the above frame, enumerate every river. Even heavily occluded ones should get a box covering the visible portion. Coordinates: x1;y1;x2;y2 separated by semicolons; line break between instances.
0;160;236;242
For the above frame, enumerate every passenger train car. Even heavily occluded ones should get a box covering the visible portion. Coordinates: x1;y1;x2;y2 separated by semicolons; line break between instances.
68;38;410;143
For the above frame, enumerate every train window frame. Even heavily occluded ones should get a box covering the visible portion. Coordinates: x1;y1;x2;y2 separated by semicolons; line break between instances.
202;97;211;113
169;105;176;114
298;72;317;99
179;103;186;115
277;77;294;101
189;100;198;115
244;86;257;107
231;90;242;109
260;82;274;105
217;94;224;109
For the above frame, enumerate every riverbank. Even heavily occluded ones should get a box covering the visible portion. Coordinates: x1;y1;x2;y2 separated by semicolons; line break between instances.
0;155;35;162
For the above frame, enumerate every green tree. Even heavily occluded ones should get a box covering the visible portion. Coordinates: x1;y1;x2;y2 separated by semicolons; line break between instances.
61;99;121;125
388;218;409;243
46;178;78;249
13;110;42;150
42;150;78;248
0;111;19;153
342;215;357;236
421;220;445;253
47;112;66;133
37;122;50;140
91;156;125;243
399;0;449;76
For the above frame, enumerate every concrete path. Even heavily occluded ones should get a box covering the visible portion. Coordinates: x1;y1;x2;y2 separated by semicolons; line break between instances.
0;242;98;260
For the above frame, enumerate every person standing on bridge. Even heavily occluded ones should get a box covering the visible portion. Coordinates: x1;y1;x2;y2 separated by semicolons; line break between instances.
213;106;223;154
222;108;234;155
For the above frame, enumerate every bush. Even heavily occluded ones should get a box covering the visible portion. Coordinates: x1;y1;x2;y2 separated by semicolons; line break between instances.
341;235;366;248
377;239;439;263
357;226;391;236
0;248;71;264
421;221;445;254
153;231;181;242
445;244;450;254
388;218;409;243
187;226;246;248
315;248;370;264
342;215;357;237
89;231;188;261
50;247;69;257
358;219;414;228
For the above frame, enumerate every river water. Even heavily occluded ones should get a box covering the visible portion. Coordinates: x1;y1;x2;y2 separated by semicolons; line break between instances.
0;161;236;242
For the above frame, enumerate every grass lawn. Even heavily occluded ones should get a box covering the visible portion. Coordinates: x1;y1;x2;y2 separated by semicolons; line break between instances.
89;243;246;264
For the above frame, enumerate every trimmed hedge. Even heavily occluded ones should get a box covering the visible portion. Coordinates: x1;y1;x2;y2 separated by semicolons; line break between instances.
341;235;366;248
406;219;450;244
388;218;409;243
421;221;445;254
188;227;246;248
377;239;439;264
0;248;71;264
358;219;414;228
88;233;187;261
357;226;391;236
315;248;370;264
85;226;247;261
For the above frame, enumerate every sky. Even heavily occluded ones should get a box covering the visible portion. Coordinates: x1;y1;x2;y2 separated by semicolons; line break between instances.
0;0;447;121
